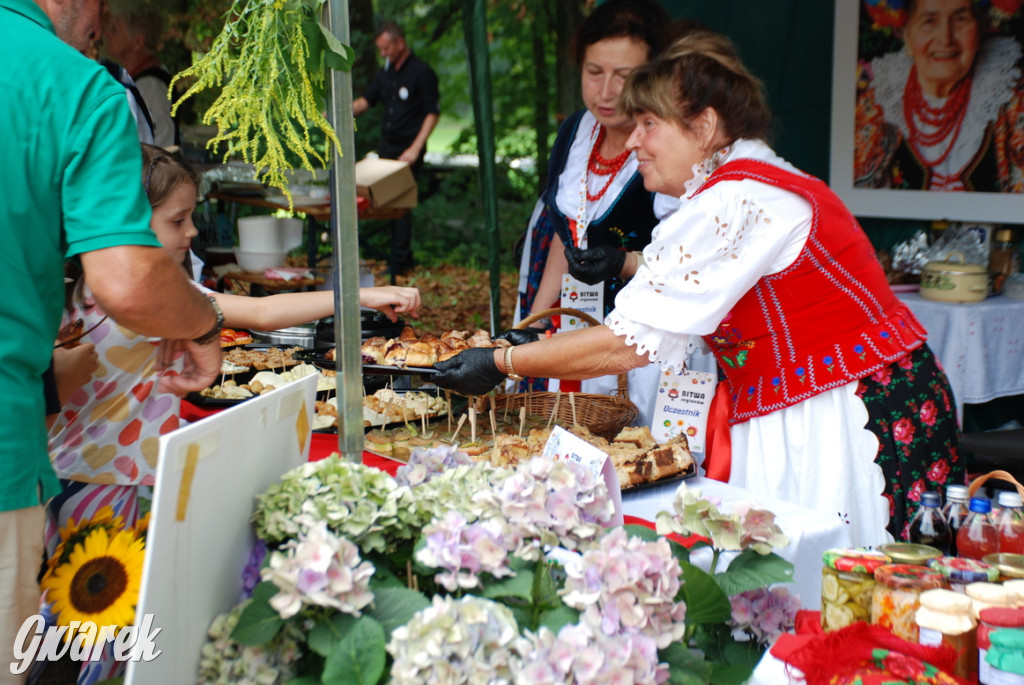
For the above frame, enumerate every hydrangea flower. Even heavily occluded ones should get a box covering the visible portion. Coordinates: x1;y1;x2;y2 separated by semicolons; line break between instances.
561;527;687;649
729;587;799;646
485;458;616;561
656;484;788;554
416;510;515;592
406;461;514;530
262;522;375;620
394;444;476;487
197;601;303;684
252;456;417;553
388;596;524;684
514;622;668;685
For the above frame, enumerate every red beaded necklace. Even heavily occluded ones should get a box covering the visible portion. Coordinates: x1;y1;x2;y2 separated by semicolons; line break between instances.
902;65;972;169
586;124;632;202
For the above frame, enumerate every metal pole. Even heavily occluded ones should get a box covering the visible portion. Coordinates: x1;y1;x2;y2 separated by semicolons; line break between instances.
324;0;362;461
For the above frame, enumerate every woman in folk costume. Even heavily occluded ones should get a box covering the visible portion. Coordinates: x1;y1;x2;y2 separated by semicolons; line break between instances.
437;31;964;547
513;0;682;425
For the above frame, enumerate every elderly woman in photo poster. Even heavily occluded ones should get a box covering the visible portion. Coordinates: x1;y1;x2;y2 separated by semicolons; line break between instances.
855;0;1024;192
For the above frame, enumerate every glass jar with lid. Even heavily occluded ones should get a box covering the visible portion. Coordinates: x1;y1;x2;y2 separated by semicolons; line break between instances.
929;556;1000;593
990;227;1022;294
916;588;977;681
966;582;1021;620
871;564;946;642
821;548;891;631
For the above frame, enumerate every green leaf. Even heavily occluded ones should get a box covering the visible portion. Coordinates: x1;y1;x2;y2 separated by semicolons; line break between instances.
482;568;535;603
367;586;430;638
538;605;579;633
283;678;322;685
317;22;355;72
230;587;284;646
680;562;732;626
624;523;661;542
709;663;758;685
306;612;358;657
723;639;764;665
368;563;405;591
322;616;387;685
714;551;794;596
250;580;278;603
660;643;713;685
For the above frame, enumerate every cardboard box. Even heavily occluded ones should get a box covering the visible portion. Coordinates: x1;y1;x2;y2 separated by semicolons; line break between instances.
355;158;418;209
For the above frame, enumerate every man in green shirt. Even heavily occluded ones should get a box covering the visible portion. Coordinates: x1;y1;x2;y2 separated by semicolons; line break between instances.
0;0;223;666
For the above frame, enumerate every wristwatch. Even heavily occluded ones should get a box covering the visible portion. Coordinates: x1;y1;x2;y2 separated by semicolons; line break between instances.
192;295;224;346
504;346;525;381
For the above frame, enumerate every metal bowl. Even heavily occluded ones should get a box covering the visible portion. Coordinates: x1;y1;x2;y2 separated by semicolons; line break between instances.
316;312;405;345
250;324;316;348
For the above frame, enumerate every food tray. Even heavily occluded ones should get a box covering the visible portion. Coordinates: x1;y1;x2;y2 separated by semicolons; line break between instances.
293;349;438;375
621;466;697;492
313;390;461;434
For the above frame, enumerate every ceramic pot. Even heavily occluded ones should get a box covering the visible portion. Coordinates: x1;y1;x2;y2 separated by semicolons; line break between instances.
920;253;989;303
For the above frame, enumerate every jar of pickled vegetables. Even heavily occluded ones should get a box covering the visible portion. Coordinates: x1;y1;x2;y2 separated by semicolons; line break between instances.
871;564;946;642
821;548;891;631
929;556;1000;593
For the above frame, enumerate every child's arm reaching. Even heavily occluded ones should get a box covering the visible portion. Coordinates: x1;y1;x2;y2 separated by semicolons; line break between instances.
214;286;421;331
358;286;421;322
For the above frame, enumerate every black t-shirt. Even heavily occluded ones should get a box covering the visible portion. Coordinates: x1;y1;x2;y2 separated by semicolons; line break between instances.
363;52;440;156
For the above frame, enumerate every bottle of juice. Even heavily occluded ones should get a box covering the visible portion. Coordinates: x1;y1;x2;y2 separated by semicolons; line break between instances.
957;497;999;560
909;491;952;555
943;485;971;557
994;491;1024;554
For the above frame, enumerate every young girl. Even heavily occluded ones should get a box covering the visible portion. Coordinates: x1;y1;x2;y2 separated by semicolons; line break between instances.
45;143;421;559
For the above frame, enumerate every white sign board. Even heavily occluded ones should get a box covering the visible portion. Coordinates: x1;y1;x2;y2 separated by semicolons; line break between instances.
125;374;316;685
651;368;716;454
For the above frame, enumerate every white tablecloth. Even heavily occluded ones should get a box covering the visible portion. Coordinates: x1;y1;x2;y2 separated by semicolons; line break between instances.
898;292;1024;420
622;476;852;611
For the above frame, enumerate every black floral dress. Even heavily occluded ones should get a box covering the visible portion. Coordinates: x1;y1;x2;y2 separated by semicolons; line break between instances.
856;345;965;541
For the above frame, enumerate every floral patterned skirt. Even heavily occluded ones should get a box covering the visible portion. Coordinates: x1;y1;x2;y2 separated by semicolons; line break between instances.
856;344;965;541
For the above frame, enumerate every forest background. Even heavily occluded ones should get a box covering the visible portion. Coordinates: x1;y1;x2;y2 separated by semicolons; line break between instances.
163;0;590;286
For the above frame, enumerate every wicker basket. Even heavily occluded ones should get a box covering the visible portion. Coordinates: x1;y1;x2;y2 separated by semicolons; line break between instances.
476;307;639;440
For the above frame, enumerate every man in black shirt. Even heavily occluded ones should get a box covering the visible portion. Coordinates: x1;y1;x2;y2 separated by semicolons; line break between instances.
354;21;440;275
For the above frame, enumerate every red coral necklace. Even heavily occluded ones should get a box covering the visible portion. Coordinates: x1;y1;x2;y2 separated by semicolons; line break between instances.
586;124;632;202
902;65;972;168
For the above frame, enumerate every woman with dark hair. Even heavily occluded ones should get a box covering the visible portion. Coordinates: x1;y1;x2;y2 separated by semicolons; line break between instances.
513;0;682;425
855;0;1024;191
438;31;964;547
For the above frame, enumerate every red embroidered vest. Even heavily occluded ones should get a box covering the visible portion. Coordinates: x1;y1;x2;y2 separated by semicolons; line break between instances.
697;160;927;423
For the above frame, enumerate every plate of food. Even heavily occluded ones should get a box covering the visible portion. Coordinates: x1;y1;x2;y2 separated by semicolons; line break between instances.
188;363;336;408
312;388;458;432
298;327;508;375
362;413;695;491
222;344;304;371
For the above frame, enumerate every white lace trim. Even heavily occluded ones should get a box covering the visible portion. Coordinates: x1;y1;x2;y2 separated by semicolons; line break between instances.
605;309;698;372
871;36;1022;140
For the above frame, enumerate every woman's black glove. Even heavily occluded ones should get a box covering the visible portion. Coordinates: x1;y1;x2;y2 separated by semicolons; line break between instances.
564;245;626;285
432;347;506;396
495;328;542;346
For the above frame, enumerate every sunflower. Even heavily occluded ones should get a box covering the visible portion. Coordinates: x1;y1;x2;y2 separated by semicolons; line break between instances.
49;506;126;571
42;527;145;639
